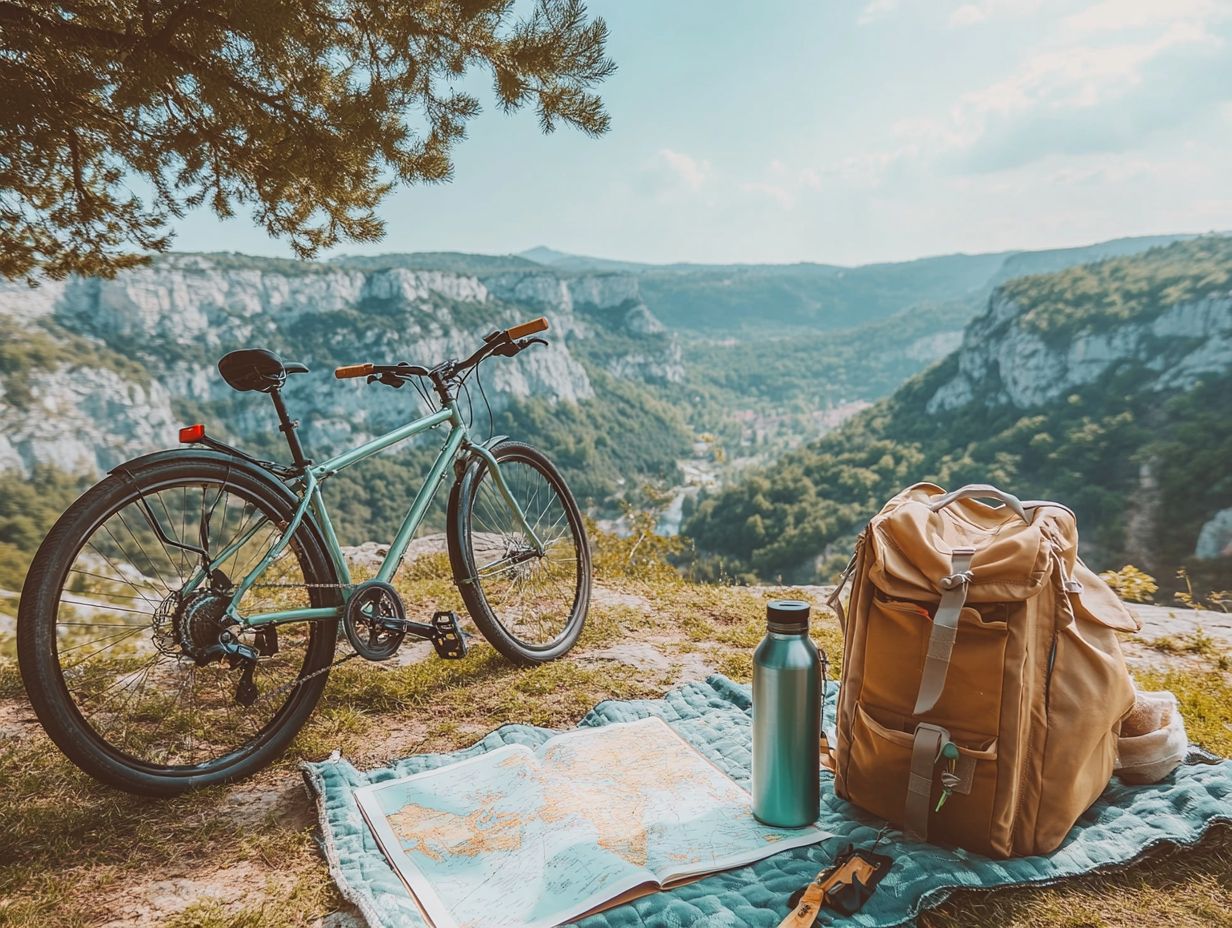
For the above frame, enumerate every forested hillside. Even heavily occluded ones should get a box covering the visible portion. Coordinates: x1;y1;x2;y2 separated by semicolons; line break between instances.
684;237;1232;591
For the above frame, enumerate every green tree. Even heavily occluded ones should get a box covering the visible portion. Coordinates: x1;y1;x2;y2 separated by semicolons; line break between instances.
0;0;614;280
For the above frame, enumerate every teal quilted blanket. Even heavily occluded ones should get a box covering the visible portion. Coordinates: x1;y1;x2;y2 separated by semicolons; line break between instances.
303;675;1231;927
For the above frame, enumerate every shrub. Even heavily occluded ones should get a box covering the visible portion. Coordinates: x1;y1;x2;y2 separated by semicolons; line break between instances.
1100;565;1159;603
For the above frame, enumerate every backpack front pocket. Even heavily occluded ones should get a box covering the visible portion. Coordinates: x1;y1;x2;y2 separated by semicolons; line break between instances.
861;595;1010;740
848;703;1001;853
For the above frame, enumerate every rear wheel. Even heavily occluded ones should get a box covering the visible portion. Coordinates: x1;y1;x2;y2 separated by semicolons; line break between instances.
449;441;591;664
17;457;339;795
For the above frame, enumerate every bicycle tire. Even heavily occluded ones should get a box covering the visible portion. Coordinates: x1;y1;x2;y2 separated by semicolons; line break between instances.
17;456;340;795
448;441;591;664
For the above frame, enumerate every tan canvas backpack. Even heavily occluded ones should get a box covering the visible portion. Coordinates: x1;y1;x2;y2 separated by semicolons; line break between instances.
829;482;1140;858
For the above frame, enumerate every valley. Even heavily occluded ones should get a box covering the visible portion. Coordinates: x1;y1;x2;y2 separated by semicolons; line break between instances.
686;236;1232;593
0;231;1226;597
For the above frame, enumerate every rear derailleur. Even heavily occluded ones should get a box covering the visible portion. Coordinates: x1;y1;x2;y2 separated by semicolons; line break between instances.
165;572;279;707
343;580;468;662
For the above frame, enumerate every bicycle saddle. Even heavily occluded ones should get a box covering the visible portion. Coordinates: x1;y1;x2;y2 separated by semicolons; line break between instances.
217;348;309;393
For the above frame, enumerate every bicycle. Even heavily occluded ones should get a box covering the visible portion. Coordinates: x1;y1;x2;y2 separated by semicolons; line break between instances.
17;317;592;795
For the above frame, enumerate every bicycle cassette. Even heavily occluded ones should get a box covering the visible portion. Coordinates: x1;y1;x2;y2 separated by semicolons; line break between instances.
343;580;407;661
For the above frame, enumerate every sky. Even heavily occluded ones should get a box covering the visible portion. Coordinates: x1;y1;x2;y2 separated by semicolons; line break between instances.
169;0;1232;266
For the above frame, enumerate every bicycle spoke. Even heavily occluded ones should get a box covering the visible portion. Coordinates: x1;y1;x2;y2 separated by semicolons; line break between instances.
468;456;582;649
61;627;146;664
56;621;139;628
82;542;164;608
153;488;190;579
116;505;175;594
59;599;153;616
97;528;163;597
48;474;326;774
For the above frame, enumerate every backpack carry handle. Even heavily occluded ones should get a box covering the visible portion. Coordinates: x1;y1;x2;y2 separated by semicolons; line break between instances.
928;484;1029;524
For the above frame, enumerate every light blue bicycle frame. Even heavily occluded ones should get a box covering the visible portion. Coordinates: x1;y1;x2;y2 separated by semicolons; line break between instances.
180;399;543;629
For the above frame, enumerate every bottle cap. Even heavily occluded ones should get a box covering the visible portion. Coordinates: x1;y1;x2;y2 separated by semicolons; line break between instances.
766;599;810;633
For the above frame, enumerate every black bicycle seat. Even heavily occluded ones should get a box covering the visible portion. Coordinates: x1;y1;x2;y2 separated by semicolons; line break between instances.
218;348;309;393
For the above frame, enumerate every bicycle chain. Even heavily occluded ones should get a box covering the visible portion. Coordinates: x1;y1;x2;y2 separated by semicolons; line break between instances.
242;649;362;713
239;577;439;712
241;579;358;713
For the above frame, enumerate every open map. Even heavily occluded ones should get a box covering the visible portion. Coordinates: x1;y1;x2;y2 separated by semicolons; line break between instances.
354;716;829;928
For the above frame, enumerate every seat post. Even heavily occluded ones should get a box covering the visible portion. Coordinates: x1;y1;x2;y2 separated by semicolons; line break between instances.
269;388;310;469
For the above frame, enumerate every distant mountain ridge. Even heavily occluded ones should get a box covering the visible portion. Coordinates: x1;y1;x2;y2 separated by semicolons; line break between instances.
519;233;1202;334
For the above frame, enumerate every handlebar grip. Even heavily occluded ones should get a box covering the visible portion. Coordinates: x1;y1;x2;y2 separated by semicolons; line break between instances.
335;363;375;379
507;317;549;340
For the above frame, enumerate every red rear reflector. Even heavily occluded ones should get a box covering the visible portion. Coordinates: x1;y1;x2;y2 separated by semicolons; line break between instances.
179;424;206;443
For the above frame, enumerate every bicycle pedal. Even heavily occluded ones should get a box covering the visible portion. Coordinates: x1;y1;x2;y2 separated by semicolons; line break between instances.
430;611;468;659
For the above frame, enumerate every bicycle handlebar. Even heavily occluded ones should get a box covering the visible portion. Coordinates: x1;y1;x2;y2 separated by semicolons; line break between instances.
507;316;548;340
333;317;549;382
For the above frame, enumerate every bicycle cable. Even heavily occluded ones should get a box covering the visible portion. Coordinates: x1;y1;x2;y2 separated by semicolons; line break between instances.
459;375;474;429
475;357;495;443
410;374;435;414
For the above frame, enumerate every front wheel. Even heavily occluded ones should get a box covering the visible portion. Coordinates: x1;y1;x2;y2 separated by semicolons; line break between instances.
448;441;591;664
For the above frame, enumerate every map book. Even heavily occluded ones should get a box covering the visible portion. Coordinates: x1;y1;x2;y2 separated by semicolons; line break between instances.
354;715;830;928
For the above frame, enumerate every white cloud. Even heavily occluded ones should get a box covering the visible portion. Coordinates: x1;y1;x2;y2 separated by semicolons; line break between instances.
895;11;1231;174
740;181;794;208
815;150;913;190
949;0;1044;28
962;22;1217;115
817;0;1232;195
1062;0;1227;35
857;0;899;26
657;148;711;191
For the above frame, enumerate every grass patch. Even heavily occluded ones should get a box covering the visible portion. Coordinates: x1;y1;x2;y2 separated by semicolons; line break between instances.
163;868;338;928
0;736;320;927
1134;669;1232;757
922;827;1232;928
1145;630;1223;659
658;583;843;673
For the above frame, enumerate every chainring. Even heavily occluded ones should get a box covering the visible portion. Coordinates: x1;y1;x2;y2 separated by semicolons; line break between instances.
343;580;407;661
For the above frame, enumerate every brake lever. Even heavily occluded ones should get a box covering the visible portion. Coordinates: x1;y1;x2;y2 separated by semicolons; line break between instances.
494;336;548;358
366;372;406;388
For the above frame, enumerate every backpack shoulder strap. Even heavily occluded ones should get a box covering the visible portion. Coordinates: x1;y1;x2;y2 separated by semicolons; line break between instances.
825;531;866;633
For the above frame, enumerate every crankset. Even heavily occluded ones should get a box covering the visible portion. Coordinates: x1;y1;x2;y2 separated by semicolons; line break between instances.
343;580;407;661
342;580;470;662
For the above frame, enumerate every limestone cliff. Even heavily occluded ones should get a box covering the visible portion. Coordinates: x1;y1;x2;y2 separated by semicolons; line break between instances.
926;292;1232;413
0;255;683;476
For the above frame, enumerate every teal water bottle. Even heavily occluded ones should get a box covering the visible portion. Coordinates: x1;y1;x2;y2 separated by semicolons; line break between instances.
751;599;821;827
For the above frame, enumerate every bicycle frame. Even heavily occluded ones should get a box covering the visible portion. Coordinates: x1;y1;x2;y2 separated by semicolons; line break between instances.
181;399;543;629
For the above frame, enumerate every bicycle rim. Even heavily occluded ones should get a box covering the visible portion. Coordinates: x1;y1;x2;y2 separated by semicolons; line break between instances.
37;473;330;775
465;452;586;650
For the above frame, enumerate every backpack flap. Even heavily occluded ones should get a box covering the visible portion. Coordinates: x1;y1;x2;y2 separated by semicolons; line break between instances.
1069;560;1141;632
1034;508;1141;633
864;483;1052;717
866;484;1052;605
